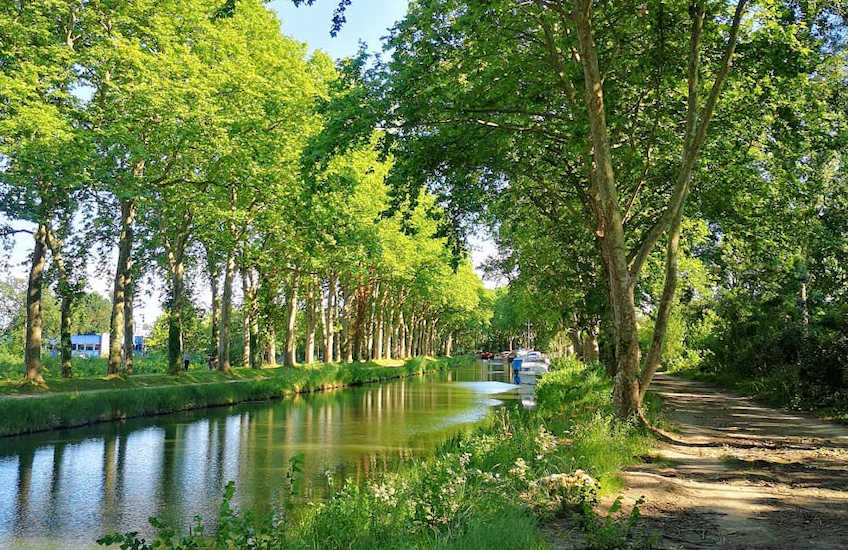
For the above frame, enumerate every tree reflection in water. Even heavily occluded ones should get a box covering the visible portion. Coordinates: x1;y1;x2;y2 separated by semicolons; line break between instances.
0;362;509;549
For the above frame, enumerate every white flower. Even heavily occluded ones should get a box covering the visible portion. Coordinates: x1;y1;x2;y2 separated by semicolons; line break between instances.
535;426;559;454
371;482;398;506
509;457;529;479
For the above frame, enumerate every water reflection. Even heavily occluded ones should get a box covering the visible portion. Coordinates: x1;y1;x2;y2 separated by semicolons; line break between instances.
0;362;513;549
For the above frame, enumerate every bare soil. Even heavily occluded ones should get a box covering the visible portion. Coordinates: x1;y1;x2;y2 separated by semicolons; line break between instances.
544;373;848;549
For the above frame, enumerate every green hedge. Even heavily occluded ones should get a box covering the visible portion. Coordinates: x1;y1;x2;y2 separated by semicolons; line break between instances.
0;356;471;437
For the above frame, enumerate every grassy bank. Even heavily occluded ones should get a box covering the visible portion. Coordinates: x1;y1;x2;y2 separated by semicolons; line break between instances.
0;351;198;380
0;356;471;437
100;358;658;550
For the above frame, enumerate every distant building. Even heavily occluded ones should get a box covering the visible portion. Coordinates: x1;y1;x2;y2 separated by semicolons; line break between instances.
48;333;147;358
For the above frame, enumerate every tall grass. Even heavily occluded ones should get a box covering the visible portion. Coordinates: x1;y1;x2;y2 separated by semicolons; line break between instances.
0;351;213;380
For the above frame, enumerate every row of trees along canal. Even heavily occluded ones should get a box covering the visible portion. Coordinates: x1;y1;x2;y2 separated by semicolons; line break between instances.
3;1;847;421
316;0;847;419
0;0;488;383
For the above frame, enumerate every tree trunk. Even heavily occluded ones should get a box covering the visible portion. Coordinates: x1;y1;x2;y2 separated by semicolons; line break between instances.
408;313;417;357
162;215;192;375
382;296;393;360
305;280;316;364
422;319;429;356
123;279;134;374
429;318;437;356
571;0;746;417
445;331;453;357
352;280;369;362
257;267;278;367
59;292;72;378
324;275;336;363
800;279;810;337
218;250;235;372
241;269;250;368
638;197;685;401
265;330;277;367
341;284;353;363
108;199;135;376
45;227;73;379
250;288;260;369
209;263;220;369
571;2;645;417
284;274;298;366
374;285;384;360
399;311;407;358
167;256;186;375
317;279;326;362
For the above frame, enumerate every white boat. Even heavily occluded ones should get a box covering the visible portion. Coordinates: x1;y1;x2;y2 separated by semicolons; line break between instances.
512;350;549;386
519;351;549;374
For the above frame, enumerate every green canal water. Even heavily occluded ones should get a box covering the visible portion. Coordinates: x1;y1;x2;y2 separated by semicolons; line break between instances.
0;362;517;549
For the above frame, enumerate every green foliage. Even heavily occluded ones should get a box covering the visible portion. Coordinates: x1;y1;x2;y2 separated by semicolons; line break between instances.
0;273;112;352
147;305;210;356
580;496;655;550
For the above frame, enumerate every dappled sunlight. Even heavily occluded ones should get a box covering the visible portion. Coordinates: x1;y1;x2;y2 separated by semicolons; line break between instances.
592;374;848;549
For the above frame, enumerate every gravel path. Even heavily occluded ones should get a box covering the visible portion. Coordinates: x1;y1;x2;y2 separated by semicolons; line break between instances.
545;373;848;549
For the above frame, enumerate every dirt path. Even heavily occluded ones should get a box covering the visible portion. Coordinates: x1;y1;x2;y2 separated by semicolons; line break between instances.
547;373;848;549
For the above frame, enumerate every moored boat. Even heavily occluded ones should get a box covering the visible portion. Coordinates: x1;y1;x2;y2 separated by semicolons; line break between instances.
511;350;550;386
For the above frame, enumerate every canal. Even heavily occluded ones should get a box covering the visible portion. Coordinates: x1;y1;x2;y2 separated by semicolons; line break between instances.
0;361;517;549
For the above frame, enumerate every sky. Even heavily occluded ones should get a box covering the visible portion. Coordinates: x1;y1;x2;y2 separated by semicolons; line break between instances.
3;0;499;334
269;0;409;58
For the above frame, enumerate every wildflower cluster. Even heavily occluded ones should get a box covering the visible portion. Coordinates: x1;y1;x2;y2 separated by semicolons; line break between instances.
535;425;559;455
521;469;600;517
369;481;398;507
509;457;530;480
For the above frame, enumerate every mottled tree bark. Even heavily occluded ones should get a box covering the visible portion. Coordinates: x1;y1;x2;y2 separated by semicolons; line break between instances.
24;222;49;383
571;0;746;416
218;250;235;372
324;275;336;363
374;284;384;360
284;273;298;366
162;213;191;375
240;269;250;368
59;293;72;378
208;261;220;369
305;280;316;364
123;279;134;374
46;227;74;379
342;284;353;363
352;280;370;362
316;279;325;362
108;199;135;375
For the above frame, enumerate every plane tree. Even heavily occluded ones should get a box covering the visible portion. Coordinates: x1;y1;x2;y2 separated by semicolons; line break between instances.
0;0;94;383
365;0;842;417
